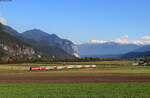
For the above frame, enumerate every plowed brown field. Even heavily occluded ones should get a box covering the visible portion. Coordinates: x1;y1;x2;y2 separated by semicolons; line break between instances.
1;73;150;83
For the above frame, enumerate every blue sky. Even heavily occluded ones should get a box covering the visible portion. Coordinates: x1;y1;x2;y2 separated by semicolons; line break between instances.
1;0;150;43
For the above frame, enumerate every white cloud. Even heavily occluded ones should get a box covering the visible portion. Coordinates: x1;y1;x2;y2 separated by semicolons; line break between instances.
141;36;150;40
91;40;109;44
0;17;6;24
90;35;150;45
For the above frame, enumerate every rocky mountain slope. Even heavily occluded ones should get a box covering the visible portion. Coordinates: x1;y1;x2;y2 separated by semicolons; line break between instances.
0;24;42;61
0;24;76;60
21;38;75;59
22;29;79;57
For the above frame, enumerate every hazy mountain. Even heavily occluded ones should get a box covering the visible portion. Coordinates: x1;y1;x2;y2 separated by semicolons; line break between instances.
122;45;150;58
22;29;79;57
78;42;142;57
122;51;150;58
133;45;150;52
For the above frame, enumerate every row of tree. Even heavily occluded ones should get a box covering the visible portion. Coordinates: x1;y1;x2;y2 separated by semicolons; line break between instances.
0;56;129;64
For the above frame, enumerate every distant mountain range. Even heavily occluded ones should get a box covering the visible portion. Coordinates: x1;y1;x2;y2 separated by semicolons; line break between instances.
0;24;79;61
122;45;150;58
78;41;150;58
78;42;142;58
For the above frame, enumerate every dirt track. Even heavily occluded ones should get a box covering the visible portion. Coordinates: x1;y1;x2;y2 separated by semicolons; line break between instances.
1;73;150;83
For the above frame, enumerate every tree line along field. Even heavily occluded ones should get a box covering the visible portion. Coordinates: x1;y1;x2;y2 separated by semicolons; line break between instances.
0;60;150;97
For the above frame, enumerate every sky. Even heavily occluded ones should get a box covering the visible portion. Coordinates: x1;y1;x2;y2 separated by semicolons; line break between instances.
0;0;150;44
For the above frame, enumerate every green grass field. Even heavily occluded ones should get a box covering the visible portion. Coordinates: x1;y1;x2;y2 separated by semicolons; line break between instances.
0;83;150;98
0;60;149;74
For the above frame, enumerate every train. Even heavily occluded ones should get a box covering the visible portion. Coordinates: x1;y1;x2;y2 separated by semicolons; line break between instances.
30;65;96;71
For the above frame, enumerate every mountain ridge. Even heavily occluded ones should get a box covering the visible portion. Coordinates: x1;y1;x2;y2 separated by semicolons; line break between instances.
0;24;76;60
22;29;80;57
0;24;43;62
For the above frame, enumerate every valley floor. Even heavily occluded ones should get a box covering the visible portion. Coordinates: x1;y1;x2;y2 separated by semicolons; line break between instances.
0;60;150;83
0;60;150;97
